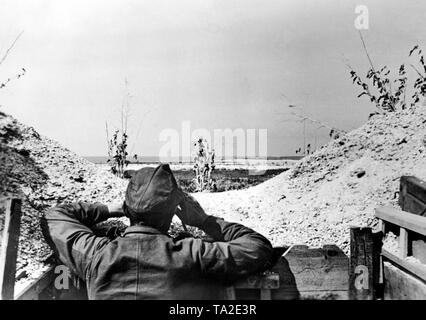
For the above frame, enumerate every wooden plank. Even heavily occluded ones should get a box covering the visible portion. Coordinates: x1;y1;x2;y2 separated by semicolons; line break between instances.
382;249;426;282
232;272;279;300
271;245;349;300
402;176;426;204
298;290;349;300
260;289;271;300
376;217;386;291
234;273;279;289
399;176;426;216
375;206;426;236
290;245;348;292
383;261;426;300
15;265;89;300
0;199;22;300
349;227;374;300
378;219;386;233
399;228;408;258
412;240;426;264
234;245;349;300
280;246;348;291
399;176;408;209
372;231;384;298
236;288;349;300
225;287;236;300
403;194;426;216
15;266;55;300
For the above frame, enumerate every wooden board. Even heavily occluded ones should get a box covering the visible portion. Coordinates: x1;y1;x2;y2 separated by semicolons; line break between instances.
383;261;426;300
375;206;426;237
0;199;22;300
15;266;56;300
15;266;88;300
382;249;426;283
349;227;375;300
235;245;349;300
412;240;426;264
234;273;279;289
399;176;426;216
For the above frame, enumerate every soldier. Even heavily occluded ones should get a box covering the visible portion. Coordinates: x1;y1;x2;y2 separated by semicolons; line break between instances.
41;163;273;299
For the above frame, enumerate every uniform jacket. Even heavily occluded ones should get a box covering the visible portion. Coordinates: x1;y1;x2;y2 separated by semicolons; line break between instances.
41;202;273;300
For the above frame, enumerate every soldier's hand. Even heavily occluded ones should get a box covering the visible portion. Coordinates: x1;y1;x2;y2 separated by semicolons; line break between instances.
176;192;209;228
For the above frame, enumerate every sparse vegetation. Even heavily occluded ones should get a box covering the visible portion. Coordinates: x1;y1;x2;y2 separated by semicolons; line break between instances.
106;126;129;178
286;106;346;157
349;33;426;114
174;168;287;193
105;80;132;178
409;46;426;107
0;31;26;91
192;138;216;192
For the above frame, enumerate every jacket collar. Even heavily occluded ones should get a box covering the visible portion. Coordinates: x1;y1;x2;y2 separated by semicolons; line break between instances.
123;223;165;237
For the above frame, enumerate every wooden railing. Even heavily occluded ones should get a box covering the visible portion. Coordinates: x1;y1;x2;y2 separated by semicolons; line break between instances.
375;206;426;282
374;176;426;299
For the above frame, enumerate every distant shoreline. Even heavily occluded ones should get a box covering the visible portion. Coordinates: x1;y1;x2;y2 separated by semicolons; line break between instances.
84;155;304;164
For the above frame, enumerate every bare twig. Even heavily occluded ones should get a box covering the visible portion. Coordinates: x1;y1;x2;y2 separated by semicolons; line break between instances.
340;53;354;70
105;121;110;155
358;30;375;72
410;63;425;79
289;110;335;131
129;109;151;154
121;78;132;135
403;85;407;107
0;31;24;66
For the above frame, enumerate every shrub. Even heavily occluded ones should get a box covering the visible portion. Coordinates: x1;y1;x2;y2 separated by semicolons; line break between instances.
349;43;426;113
105;79;133;178
409;46;426;107
191;138;216;192
106;129;129;178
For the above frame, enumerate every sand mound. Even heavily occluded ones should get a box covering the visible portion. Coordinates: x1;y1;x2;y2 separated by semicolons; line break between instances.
1;104;425;288
0;111;127;287
194;105;426;253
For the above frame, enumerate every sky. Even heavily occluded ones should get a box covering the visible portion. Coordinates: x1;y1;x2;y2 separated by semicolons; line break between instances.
0;0;425;158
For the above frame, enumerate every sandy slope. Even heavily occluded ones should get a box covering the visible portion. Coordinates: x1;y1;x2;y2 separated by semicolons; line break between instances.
0;111;127;288
193;105;426;253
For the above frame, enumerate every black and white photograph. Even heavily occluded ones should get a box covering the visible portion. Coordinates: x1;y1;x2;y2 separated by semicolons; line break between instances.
0;0;426;307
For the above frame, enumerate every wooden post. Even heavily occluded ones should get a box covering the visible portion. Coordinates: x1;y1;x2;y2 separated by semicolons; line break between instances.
399;176;426;216
378;219;385;234
0;199;22;300
372;230;384;299
399;228;408;258
376;218;386;289
399;176;408;210
349;227;375;300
